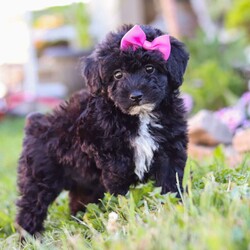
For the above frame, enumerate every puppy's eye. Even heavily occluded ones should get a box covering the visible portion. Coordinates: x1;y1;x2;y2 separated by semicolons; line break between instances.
113;70;123;80
145;65;155;74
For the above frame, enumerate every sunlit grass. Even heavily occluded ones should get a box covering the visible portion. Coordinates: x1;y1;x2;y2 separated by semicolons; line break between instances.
0;117;249;250
0;117;24;240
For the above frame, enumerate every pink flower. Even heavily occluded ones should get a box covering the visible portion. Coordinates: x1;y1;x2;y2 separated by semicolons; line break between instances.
182;93;193;114
215;107;244;132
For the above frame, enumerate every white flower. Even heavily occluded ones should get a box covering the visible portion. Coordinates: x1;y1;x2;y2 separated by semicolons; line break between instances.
107;212;119;233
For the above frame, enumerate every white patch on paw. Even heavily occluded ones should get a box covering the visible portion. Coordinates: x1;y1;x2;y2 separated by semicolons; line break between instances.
130;111;162;180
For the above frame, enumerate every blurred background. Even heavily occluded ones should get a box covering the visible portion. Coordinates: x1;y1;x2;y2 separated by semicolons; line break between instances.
0;0;250;159
1;0;250;243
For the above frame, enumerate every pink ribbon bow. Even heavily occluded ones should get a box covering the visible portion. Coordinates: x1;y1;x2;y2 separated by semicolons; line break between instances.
120;25;171;61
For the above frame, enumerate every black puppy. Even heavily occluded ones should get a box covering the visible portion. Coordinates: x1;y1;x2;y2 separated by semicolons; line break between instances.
16;24;189;236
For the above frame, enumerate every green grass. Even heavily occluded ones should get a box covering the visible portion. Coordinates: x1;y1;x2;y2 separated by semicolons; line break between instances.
0;117;249;250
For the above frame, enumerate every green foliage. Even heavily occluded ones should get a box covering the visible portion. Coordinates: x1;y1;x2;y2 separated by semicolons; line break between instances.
32;3;91;49
182;32;247;113
0;118;250;249
183;59;243;113
208;0;233;23
0;118;24;239
32;6;69;26
226;0;250;36
67;3;92;48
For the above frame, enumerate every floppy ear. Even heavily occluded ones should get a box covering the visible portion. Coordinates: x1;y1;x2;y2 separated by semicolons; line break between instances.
81;55;102;95
165;37;189;89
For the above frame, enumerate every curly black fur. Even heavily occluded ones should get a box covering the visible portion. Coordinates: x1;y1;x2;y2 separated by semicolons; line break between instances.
16;24;189;236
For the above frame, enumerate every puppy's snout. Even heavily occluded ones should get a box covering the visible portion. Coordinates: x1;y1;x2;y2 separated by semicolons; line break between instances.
130;90;143;103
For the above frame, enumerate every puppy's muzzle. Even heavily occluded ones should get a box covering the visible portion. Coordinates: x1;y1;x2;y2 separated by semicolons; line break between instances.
129;90;143;104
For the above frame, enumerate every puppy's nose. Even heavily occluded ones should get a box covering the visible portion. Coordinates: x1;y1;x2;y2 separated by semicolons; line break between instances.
130;90;143;103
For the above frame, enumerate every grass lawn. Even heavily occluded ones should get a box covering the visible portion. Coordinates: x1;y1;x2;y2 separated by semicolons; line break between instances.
0;117;249;249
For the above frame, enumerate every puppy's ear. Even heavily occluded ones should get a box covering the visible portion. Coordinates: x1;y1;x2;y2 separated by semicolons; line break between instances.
81;56;102;95
165;37;189;89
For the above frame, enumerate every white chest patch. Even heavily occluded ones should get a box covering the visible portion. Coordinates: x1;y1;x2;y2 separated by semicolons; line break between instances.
131;113;162;180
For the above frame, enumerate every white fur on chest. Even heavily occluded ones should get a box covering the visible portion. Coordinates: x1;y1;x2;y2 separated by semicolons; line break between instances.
131;113;162;180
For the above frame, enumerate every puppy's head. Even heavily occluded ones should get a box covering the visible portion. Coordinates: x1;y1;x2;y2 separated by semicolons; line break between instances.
81;24;189;115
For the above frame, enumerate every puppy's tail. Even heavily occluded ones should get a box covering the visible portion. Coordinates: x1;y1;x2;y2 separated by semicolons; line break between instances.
24;112;50;136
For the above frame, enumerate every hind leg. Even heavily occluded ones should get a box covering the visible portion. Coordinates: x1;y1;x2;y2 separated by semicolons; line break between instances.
16;112;65;236
69;183;105;215
16;153;64;236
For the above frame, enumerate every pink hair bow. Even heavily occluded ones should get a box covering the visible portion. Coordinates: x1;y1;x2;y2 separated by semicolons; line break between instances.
120;25;171;61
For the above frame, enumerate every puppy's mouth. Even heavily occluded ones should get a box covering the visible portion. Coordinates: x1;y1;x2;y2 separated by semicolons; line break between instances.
129;103;155;115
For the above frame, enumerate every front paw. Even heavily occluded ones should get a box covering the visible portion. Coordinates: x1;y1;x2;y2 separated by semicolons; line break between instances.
108;185;129;196
102;171;131;196
161;180;183;197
